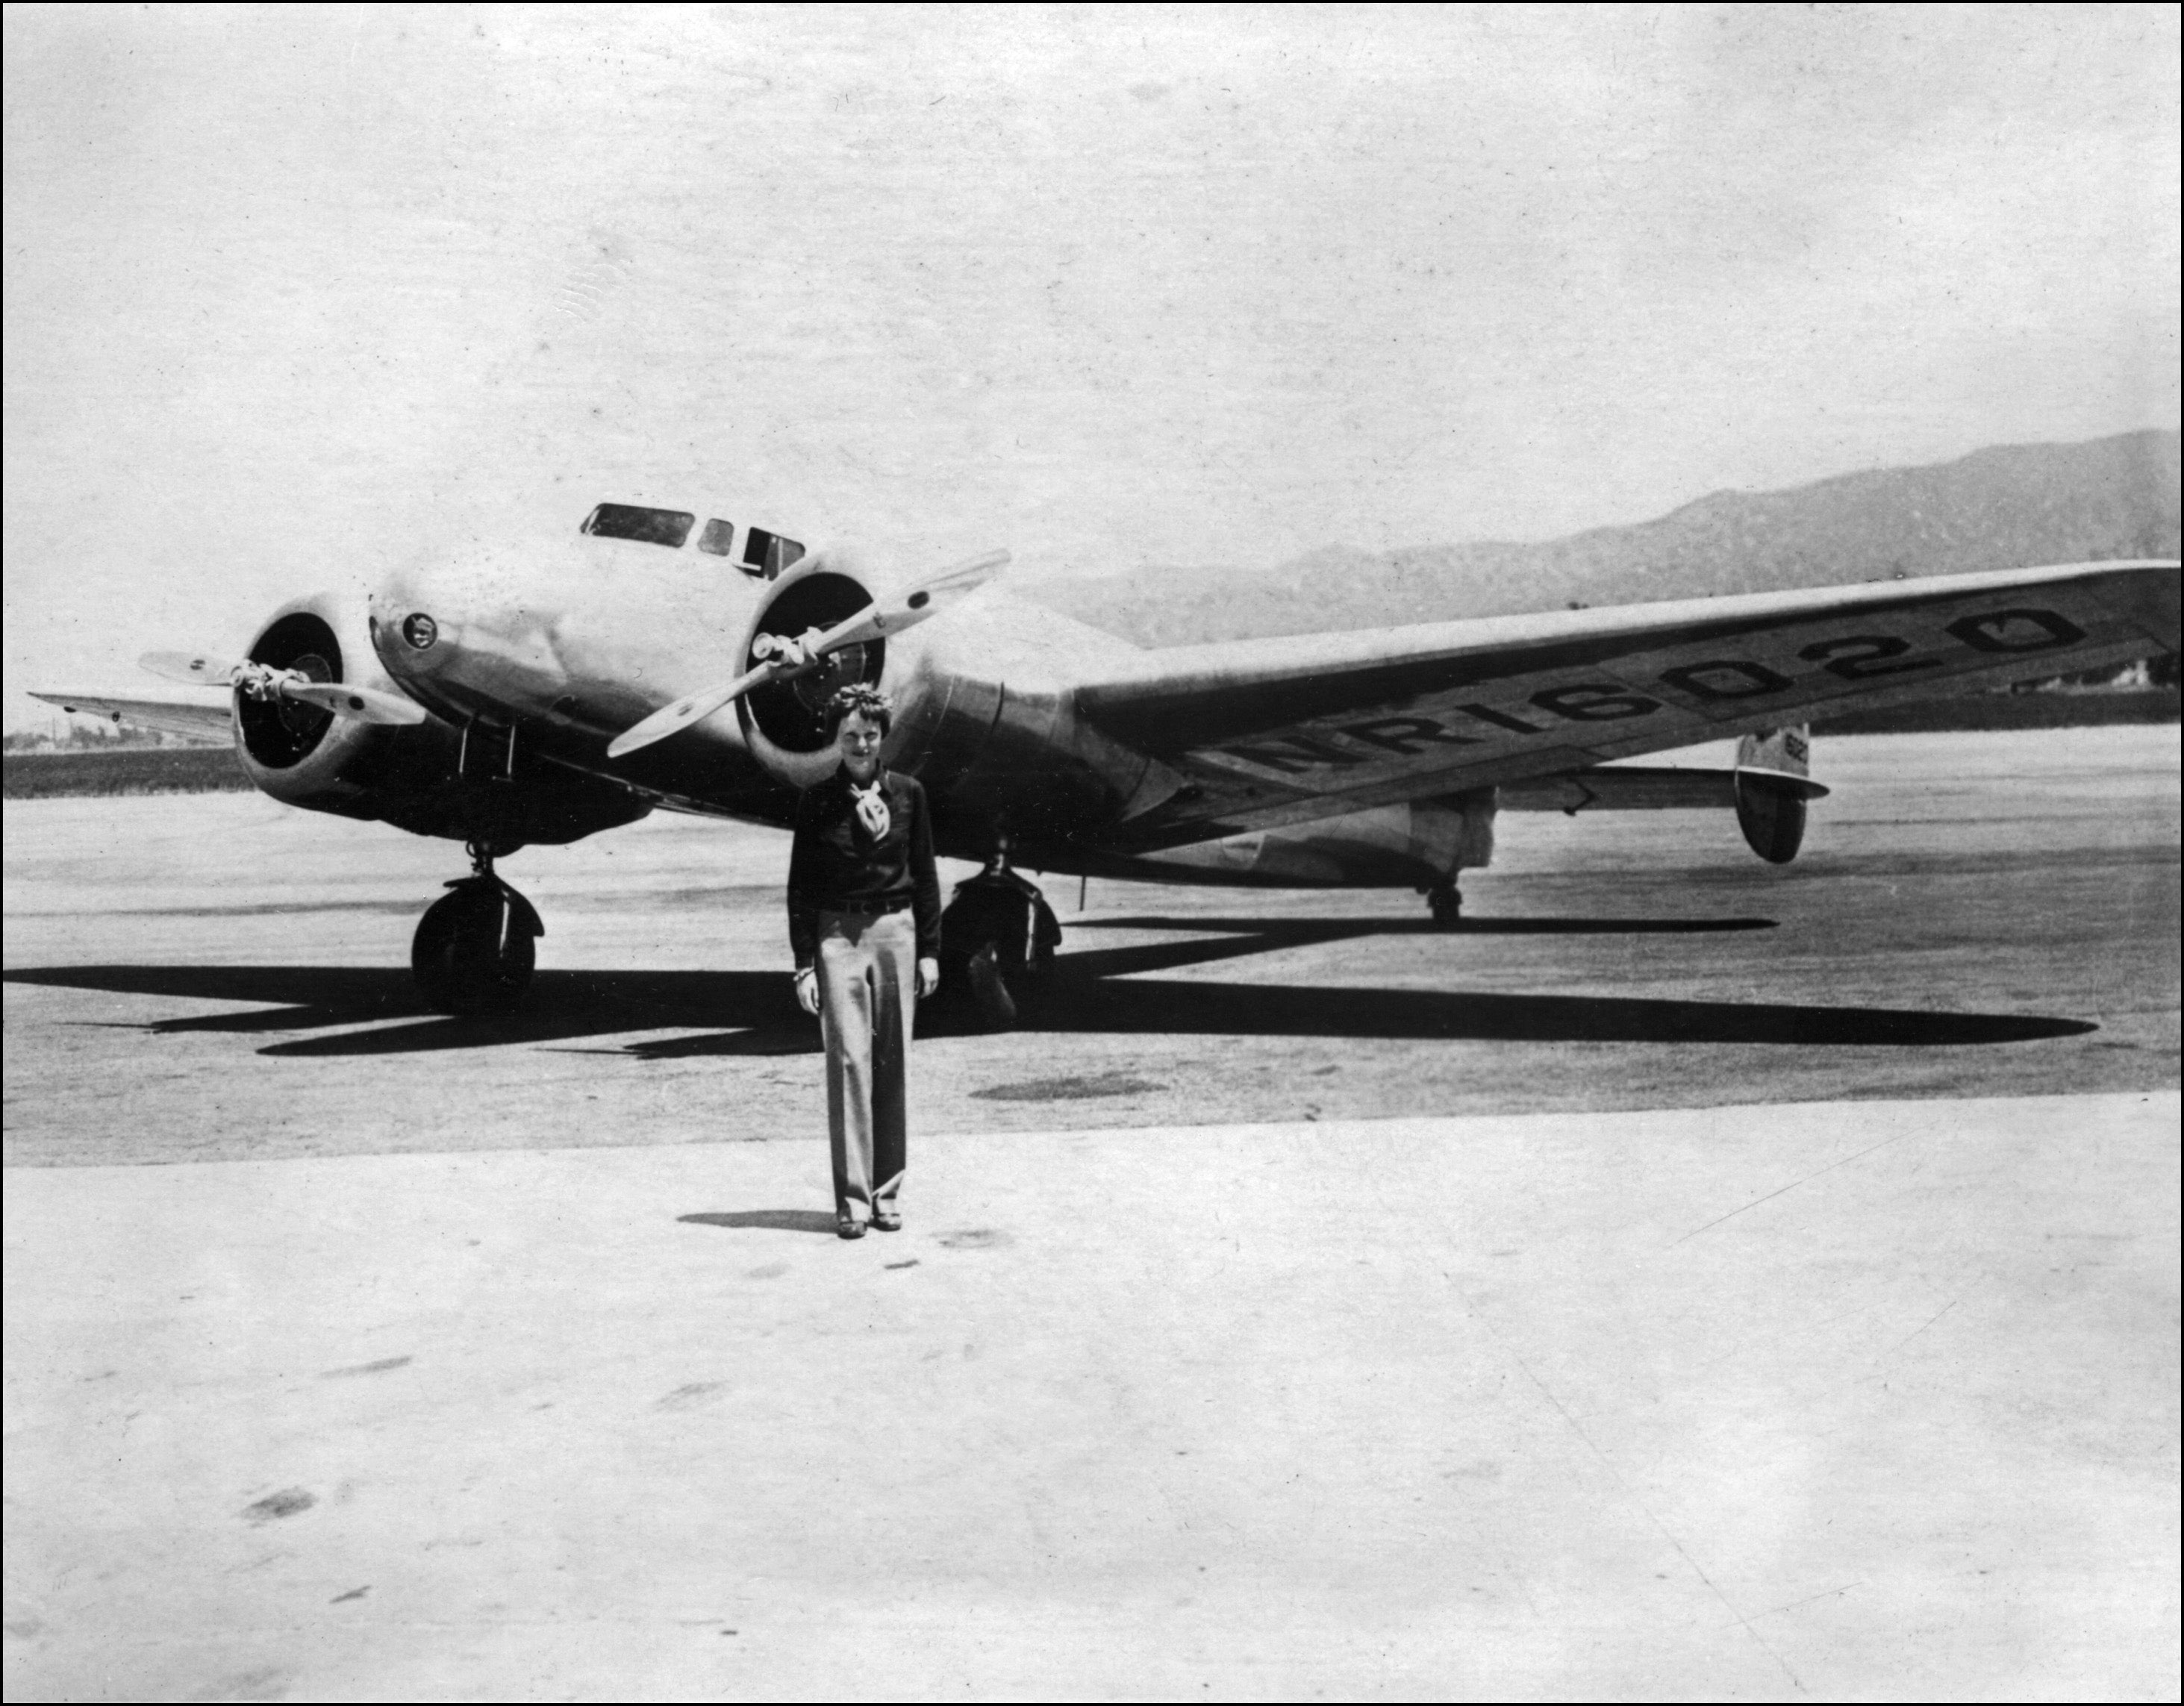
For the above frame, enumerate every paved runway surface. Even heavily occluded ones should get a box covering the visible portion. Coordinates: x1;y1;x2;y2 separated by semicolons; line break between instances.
5;1097;2177;1702
4;726;2179;1700
3;728;2177;1168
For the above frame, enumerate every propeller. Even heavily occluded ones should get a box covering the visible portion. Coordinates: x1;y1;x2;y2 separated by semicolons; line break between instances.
139;652;428;726
606;549;1008;759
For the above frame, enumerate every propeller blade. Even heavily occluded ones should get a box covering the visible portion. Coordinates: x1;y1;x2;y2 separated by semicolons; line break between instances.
140;651;243;686
281;680;428;726
606;663;778;758
605;549;1009;760
141;651;425;725
810;549;1009;652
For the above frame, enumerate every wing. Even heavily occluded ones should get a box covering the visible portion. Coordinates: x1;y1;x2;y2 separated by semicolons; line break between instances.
1074;559;2178;847
27;690;234;745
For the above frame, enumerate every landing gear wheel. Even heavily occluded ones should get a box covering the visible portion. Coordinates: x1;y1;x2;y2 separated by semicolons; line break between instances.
1426;883;1463;928
939;854;1061;1034
413;881;537;1015
964;943;1020;1031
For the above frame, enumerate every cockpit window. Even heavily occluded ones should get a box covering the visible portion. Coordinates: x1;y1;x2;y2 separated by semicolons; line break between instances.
744;528;805;579
696;518;737;557
581;503;695;548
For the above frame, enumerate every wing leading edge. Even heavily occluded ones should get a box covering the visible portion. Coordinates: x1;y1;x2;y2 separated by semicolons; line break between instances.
26;690;237;745
1073;559;2179;846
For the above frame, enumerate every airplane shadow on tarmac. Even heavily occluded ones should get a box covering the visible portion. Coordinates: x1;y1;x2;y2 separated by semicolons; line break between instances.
4;912;2097;1058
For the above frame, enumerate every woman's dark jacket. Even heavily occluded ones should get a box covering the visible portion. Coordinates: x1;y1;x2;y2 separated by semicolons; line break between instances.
786;766;943;971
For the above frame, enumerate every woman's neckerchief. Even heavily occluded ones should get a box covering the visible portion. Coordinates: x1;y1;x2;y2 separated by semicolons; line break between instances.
848;774;890;842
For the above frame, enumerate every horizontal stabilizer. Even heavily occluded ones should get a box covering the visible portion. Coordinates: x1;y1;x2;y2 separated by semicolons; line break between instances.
1499;766;1829;813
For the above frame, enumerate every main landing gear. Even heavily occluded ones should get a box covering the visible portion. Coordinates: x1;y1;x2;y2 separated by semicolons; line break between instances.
411;840;543;1016
1425;880;1463;928
940;843;1063;1032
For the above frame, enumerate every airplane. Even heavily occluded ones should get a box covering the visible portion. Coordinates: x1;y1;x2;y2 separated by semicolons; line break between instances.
34;497;2179;1017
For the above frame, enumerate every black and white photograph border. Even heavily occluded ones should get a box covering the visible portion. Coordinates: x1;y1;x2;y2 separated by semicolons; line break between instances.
4;7;2178;1702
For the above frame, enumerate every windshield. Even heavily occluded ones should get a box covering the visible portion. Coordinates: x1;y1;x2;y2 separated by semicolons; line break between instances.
581;504;695;548
743;527;805;578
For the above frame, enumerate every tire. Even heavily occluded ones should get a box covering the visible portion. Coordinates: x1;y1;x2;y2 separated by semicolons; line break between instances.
965;943;1019;1031
412;885;537;1015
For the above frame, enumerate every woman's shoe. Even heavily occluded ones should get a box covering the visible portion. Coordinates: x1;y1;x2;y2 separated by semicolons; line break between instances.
870;1208;902;1232
837;1216;866;1240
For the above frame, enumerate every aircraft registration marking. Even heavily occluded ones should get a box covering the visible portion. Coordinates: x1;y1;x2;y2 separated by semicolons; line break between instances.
1195;602;2111;779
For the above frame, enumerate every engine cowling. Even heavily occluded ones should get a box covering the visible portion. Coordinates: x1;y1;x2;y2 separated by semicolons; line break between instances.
233;595;449;819
233;593;646;848
734;561;890;791
1733;725;1814;864
1735;775;1808;863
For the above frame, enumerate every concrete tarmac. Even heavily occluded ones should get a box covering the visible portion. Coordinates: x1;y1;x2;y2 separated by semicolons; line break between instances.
4;1096;2177;1702
2;728;2177;1167
4;725;2179;1699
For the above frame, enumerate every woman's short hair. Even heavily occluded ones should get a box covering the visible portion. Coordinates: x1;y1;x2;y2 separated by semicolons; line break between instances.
824;683;893;739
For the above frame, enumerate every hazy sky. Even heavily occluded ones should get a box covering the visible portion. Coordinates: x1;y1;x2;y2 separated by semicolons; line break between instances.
5;4;2178;725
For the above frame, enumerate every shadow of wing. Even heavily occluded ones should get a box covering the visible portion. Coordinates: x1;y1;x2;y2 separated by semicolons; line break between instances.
1028;979;2094;1046
2;966;808;1054
8;951;2090;1055
5;963;416;1019
1071;914;1778;936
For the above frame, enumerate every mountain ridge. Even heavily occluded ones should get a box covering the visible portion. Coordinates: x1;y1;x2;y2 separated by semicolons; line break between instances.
1025;431;2180;646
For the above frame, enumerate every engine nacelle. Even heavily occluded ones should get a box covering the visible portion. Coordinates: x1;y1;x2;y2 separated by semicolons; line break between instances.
234;592;646;849
233;595;452;820
734;557;890;791
728;549;1138;843
1734;726;1813;863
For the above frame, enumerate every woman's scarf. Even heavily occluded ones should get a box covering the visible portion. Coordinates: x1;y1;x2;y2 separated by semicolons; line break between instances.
849;778;890;843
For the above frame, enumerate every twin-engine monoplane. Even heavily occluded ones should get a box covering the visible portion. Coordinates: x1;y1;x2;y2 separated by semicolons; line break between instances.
37;497;2179;1014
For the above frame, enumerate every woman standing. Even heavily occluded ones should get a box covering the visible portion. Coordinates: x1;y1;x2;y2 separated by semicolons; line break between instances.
787;686;943;1239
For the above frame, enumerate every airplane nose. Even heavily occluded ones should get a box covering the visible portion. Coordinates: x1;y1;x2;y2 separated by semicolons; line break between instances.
370;563;468;680
368;543;588;725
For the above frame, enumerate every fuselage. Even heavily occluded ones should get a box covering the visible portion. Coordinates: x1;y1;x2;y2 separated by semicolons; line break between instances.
361;512;1492;890
369;520;1155;857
